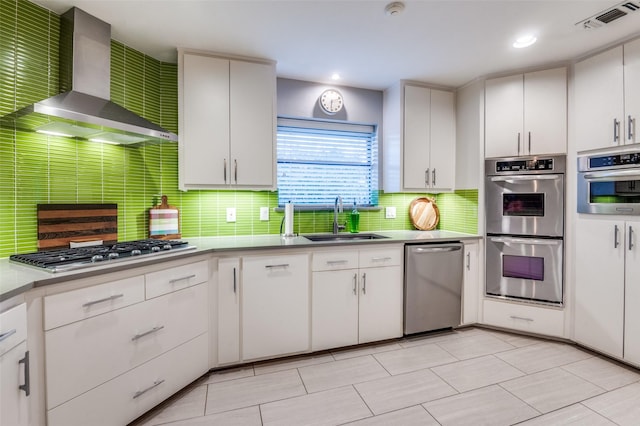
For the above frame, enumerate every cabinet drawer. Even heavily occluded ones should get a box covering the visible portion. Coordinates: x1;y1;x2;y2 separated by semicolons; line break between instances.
145;260;209;299
0;304;27;356
47;333;208;426
44;276;145;331
359;247;402;268
312;250;358;271
45;283;208;409
483;299;564;337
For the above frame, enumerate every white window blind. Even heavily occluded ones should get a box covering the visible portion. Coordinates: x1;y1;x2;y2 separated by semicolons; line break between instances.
277;118;378;207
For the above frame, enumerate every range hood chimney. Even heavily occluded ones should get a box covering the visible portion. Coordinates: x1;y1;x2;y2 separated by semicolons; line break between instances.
1;7;177;145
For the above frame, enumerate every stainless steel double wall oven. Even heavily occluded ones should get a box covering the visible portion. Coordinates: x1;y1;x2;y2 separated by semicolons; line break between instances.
485;155;565;305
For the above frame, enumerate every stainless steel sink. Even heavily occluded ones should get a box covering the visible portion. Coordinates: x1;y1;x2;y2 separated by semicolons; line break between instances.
303;233;389;242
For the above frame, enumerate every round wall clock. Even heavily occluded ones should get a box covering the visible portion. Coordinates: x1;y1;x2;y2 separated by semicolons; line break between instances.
319;89;344;115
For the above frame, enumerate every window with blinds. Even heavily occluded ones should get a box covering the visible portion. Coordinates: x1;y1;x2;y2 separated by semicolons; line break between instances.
277;118;378;207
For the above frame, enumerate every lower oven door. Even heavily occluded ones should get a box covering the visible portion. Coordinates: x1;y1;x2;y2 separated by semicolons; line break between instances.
486;236;563;305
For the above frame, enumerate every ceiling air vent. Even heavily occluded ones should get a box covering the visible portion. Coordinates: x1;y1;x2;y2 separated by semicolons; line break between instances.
576;1;640;29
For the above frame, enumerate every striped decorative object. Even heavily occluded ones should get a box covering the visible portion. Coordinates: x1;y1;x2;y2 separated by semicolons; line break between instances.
37;204;118;249
149;196;180;239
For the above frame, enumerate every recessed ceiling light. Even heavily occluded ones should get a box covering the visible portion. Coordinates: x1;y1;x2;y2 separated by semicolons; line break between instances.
513;35;537;48
331;73;341;80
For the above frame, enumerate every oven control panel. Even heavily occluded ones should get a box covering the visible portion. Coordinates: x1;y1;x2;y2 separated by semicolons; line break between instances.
588;151;640;169
495;158;555;173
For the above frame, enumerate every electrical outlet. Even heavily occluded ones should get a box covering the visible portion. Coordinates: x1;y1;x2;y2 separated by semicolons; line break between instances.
260;207;269;221
226;207;236;222
385;206;397;219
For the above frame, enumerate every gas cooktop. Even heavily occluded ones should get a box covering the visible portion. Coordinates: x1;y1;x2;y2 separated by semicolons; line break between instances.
9;239;196;273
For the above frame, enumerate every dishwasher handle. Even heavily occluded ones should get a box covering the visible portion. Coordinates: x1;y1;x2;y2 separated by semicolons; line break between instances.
411;245;462;254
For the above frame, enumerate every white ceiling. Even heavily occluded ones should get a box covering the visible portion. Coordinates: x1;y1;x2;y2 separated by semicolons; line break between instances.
32;0;640;90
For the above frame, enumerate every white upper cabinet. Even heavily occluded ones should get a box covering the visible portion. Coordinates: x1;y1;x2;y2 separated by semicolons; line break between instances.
383;82;456;192
574;39;640;152
178;50;276;190
485;67;567;158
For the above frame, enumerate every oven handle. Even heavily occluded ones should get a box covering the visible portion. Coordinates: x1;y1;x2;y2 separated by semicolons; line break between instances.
582;169;640;181
489;237;562;246
489;174;561;183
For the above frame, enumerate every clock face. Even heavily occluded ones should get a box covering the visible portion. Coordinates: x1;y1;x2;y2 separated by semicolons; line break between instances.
319;89;344;114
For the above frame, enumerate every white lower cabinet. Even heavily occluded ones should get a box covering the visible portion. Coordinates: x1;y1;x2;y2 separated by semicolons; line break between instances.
217;257;241;365
0;304;29;426
461;242;480;325
482;298;564;337
311;246;403;351
242;253;310;360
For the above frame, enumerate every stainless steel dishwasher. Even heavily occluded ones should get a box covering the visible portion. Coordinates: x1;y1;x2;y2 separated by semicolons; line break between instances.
404;242;463;335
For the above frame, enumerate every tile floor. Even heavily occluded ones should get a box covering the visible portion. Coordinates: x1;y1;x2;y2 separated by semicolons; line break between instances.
131;327;640;426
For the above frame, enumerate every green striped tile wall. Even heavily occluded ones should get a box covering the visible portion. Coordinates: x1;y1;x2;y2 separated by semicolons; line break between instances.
0;0;478;259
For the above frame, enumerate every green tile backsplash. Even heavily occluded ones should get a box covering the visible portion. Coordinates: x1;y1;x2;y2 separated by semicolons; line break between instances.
0;0;478;258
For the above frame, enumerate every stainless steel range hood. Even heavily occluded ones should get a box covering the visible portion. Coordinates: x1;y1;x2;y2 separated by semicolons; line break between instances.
0;7;177;145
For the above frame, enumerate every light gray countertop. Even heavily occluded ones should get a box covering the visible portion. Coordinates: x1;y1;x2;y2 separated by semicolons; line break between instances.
0;230;481;302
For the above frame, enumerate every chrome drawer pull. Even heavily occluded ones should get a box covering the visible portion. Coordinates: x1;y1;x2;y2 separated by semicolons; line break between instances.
131;326;165;341
265;264;289;269
0;328;17;343
510;315;534;322
466;252;471;271
630;226;635;251
19;351;30;396
362;273;367;294
169;274;196;284
353;273;358;295
326;260;348;265
233;267;237;293
132;379;165;399
615;225;620;249
371;256;392;262
82;293;124;308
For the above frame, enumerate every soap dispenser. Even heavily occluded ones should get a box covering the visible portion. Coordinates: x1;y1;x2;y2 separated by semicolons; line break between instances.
349;199;360;233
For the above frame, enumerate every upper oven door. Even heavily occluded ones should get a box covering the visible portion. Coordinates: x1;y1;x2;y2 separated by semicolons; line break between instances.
486;174;564;237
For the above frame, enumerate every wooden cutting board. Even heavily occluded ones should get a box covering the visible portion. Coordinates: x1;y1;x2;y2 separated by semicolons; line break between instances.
409;197;440;230
37;204;118;249
149;195;180;240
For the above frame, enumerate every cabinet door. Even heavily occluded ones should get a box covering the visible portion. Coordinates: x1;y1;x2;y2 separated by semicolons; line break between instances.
311;270;359;351
0;342;28;426
574;217;625;358
624;220;640;365
523;67;567;155
430;89;456;190
230;60;275;188
485;74;523;158
403;85;430;189
624;38;640;145
575;47;624;152
358;265;403;344
218;258;241;365
181;53;230;186
462;242;479;325
242;254;309;360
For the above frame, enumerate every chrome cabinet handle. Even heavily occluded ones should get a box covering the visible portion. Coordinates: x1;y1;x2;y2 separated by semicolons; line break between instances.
133;379;165;399
432;168;436;187
614;118;621;143
353;273;357;295
630;115;636;141
0;328;16;343
630;226;635;251
517;132;521;155
362;273;367;294
425;168;430;186
224;158;227;183
326;260;348;265
19;351;30;396
510;315;533;322
234;159;238;183
371;256;392;262
528;131;531;153
131;325;165;341
82;293;124;308
233;267;237;293
466;251;471;271
265;264;289;269
615;225;620;249
169;274;196;284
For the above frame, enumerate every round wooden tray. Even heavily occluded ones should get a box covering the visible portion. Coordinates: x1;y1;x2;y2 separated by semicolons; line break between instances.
409;197;440;230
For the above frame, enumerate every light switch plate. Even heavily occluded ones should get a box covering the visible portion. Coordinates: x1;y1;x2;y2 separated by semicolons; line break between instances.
226;207;237;222
260;207;269;221
385;206;397;219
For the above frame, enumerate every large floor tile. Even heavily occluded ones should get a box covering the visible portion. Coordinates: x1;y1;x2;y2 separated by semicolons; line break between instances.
373;343;458;375
204;369;306;415
152;406;262;426
518;404;616;425
202;365;255;384
331;341;403;360
253;352;335;375
561;356;640;391
483;329;544;348
495;341;592;374
431;354;525;392
354;369;457;415
260;386;371;426
435;333;516;360
399;328;483;349
582;382;640;425
298;355;390;393
422;385;540;426
137;385;207;426
344;405;439;425
500;367;605;413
